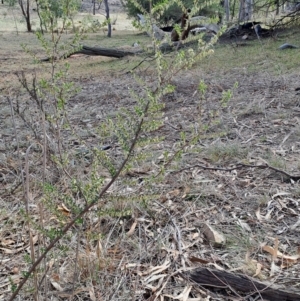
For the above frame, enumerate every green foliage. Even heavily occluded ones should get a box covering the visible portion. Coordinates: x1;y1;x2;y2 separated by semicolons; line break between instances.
262;152;286;169
125;0;223;25
206;143;249;162
36;0;81;32
221;81;238;107
7;0;238;298
9;277;17;293
38;0;81;21
3;0;17;6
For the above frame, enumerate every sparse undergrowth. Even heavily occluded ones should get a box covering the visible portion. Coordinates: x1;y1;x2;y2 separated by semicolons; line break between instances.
1;2;300;301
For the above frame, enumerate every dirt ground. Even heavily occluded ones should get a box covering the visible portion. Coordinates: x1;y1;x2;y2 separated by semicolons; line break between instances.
1;2;300;301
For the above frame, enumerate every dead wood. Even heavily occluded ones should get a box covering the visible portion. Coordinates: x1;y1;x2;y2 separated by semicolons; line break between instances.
40;41;189;62
173;162;300;181
40;46;139;61
73;45;141;58
184;268;300;301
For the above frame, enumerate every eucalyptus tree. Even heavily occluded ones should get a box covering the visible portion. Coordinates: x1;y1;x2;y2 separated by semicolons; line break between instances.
35;0;81;33
103;0;111;37
3;0;32;32
19;0;32;31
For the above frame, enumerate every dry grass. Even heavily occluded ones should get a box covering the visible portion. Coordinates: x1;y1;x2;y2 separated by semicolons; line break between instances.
0;30;152;91
0;2;135;32
2;4;300;300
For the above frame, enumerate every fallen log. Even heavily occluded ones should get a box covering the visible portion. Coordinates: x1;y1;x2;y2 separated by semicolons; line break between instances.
74;45;141;58
40;45;140;61
184;268;300;301
40;41;191;62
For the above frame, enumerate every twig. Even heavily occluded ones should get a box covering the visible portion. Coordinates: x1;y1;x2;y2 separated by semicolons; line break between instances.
154;201;185;268
25;145;39;301
8;100;151;301
126;55;156;73
69;230;81;301
172;162;300;181
172;218;185;269
272;10;300;28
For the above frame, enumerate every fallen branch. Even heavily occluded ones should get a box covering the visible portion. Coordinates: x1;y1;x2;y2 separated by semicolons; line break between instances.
40;41;189;62
183;268;300;301
173;162;300;181
76;45;142;58
40;45;140;61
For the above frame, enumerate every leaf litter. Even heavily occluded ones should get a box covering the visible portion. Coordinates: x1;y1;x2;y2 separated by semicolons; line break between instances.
1;47;300;300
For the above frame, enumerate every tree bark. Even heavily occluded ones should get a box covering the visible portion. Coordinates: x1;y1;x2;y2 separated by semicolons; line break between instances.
104;0;111;38
75;45;137;58
35;0;45;33
186;268;300;301
224;0;230;22
231;0;236;19
238;0;253;21
276;0;280;15
40;41;189;62
18;0;32;32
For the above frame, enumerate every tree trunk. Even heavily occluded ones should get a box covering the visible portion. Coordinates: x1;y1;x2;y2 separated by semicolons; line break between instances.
275;0;280;15
224;0;230;22
104;0;111;37
231;0;236;19
40;41;190;61
35;0;45;33
93;0;95;15
238;0;253;21
18;0;32;32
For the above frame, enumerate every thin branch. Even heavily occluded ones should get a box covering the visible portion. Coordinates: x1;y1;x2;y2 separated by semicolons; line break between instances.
172;162;300;181
8;100;151;301
126;55;156;73
272;10;300;28
25;145;39;301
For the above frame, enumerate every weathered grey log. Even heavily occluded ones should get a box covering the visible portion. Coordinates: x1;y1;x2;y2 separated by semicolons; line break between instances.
75;45;141;58
185;268;300;301
40;41;194;62
40;46;141;61
278;43;298;50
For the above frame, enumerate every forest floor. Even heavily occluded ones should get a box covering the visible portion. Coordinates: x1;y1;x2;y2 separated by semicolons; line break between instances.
1;2;300;301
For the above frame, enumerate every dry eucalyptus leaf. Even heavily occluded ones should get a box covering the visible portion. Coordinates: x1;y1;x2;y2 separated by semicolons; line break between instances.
189;256;210;264
182;186;190;198
262;245;300;266
202;223;226;247
127;220;137;236
88;285;96;301
255;207;263;221
253;262;263;277
237;219;251;232
270;261;280;276
264;208;274;220
57;203;71;216
0;239;15;246
166;189;180;199
50;280;63;292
